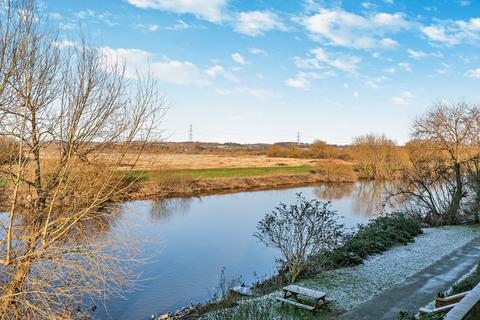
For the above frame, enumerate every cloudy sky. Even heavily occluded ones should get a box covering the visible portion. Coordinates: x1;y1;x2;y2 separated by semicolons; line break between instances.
44;0;480;144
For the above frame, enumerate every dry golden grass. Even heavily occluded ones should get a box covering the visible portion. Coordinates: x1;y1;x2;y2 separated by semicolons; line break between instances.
110;153;327;170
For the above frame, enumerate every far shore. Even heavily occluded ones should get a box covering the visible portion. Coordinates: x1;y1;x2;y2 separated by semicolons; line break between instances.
128;172;357;201
118;153;359;201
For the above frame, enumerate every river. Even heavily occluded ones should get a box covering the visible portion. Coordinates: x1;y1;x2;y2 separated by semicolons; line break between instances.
95;180;391;319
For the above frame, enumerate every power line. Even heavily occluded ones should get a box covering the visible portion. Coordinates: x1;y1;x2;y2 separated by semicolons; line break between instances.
189;124;193;142
297;132;300;145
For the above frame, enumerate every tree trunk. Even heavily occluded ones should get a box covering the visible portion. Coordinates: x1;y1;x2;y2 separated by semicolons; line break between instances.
0;258;33;317
474;180;480;224
0;235;37;316
445;162;463;225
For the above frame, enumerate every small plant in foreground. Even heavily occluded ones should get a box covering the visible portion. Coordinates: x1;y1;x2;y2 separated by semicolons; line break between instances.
255;193;344;283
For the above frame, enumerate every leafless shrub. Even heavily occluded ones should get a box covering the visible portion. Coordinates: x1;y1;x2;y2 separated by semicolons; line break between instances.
254;193;344;283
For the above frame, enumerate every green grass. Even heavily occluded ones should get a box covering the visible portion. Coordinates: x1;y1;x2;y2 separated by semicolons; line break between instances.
0;176;8;189
173;166;314;179
123;166;314;183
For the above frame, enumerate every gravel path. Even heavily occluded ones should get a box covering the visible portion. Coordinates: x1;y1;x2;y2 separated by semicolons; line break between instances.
301;226;480;312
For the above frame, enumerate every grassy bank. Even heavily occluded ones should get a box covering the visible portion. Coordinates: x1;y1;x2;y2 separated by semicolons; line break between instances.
124;162;357;200
201;225;480;320
126;166;314;182
197;215;423;320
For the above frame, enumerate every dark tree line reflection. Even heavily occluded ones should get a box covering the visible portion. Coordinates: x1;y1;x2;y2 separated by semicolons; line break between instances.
315;180;402;217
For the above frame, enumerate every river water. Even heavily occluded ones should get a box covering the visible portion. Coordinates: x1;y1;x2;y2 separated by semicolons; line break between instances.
96;180;390;319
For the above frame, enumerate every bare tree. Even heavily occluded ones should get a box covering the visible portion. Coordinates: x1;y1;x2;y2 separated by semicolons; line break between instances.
410;101;480;224
390;140;457;225
254;193;344;283
0;0;166;318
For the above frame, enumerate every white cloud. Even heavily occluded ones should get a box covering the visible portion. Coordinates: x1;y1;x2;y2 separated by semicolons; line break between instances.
302;8;410;49
381;38;398;48
293;56;321;69
436;63;451;74
205;65;238;82
75;9;118;26
391;97;409;107
53;40;75;48
126;0;227;23
216;86;279;99
311;48;360;73
398;62;412;72
293;48;359;74
75;10;95;19
59;22;76;30
99;47;209;86
466;68;480;79
234;11;286;36
422;25;460;46
402;90;414;98
134;23;160;32
391;90;414;107
231;52;248;65
248;47;268;56
385;67;396;74
407;49;428;59
365;76;388;89
166;19;202;30
148;24;159;31
285;73;311;90
361;2;375;10
421;18;480;46
49;12;62;20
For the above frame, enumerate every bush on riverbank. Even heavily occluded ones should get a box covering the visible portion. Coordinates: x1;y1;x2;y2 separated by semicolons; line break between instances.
254;213;423;292
313;161;356;181
300;213;423;279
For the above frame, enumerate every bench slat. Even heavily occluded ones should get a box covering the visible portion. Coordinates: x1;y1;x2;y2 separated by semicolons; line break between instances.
419;303;457;315
283;285;326;300
275;297;316;311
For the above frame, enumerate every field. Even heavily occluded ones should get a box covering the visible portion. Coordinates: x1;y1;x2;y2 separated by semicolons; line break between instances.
28;151;357;200
127;166;313;181
115;153;321;170
106;153;356;200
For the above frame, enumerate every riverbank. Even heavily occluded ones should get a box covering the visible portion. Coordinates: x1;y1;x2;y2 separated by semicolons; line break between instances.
122;160;357;201
128;171;356;200
201;226;480;320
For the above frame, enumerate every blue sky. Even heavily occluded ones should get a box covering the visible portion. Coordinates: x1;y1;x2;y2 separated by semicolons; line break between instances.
43;0;480;144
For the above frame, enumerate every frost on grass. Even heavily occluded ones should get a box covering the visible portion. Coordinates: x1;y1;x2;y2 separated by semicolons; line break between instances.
301;226;480;311
205;226;480;319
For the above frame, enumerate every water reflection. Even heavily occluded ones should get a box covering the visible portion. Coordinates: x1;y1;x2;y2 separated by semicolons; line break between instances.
149;198;193;222
314;180;397;217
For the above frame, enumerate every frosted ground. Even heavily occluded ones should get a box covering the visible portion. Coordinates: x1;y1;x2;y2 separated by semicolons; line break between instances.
205;226;480;320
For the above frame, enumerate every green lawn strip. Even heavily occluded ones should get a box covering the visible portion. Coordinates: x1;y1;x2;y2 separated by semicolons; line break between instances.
0;176;8;189
123;166;314;183
174;166;314;179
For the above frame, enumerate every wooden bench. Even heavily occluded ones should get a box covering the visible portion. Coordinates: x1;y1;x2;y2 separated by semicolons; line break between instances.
435;291;470;308
276;285;327;312
418;303;457;319
276;297;316;311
